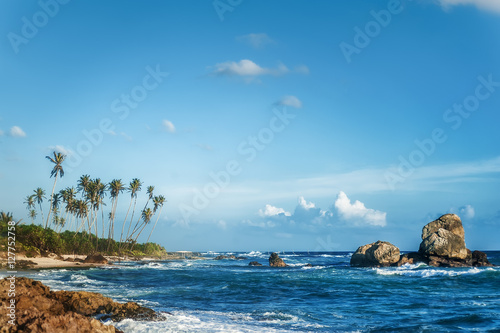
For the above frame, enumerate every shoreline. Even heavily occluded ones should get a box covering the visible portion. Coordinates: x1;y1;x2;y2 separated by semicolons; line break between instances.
0;251;206;271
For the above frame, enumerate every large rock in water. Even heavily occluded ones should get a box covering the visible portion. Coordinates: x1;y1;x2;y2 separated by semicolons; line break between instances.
419;214;468;260
350;241;400;267
269;252;287;267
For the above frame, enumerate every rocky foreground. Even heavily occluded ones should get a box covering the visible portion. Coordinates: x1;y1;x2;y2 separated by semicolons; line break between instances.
351;214;494;268
0;277;164;332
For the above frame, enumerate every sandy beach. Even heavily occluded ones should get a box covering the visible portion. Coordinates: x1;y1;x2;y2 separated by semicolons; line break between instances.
0;252;205;270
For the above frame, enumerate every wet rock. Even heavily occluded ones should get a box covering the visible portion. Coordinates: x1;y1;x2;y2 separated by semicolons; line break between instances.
83;253;108;264
396;252;426;266
269;252;287;267
350;241;400;267
249;261;262;266
0;277;164;332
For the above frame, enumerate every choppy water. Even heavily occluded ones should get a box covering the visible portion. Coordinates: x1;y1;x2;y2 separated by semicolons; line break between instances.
9;251;500;332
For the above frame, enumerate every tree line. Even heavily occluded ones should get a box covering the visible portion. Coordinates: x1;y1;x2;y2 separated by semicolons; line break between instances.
23;152;166;252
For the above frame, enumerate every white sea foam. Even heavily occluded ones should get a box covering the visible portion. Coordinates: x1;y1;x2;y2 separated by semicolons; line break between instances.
109;310;300;333
375;266;496;278
243;251;265;258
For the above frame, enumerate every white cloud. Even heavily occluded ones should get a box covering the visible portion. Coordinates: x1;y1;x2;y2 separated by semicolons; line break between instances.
258;204;291;217
276;95;303;109
236;33;274;48
450;204;475;219
0;129;4;136
298;196;315;209
48;145;73;156
211;59;288;77
162;120;176;133
438;0;500;14
9;126;26;138
334;191;387;227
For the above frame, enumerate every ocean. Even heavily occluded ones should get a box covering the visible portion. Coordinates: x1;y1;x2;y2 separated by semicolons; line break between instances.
13;251;500;332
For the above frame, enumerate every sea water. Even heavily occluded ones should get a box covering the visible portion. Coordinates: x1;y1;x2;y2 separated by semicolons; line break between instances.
12;251;500;332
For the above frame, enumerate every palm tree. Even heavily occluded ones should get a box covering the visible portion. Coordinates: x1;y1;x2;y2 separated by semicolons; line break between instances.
33;188;46;225
24;195;35;224
61;187;76;230
49;193;62;229
77;174;91;199
130;185;154;239
130;207;153;251
29;209;37;224
107;179;125;250
45;151;66;229
119;178;142;247
146;195;166;244
73;199;89;236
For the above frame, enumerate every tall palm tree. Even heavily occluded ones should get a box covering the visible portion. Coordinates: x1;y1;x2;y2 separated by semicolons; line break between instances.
130;207;153;251
29;209;37;224
49;192;62;229
61;187;77;230
107;179;125;250
33;188;46;225
77;174;91;199
45;151;66;229
146;195;166;244
73;199;89;236
119;178;142;247
130;185;154;238
24;195;35;224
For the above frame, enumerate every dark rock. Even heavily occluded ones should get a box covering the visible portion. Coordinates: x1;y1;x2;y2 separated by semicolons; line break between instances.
350;241;400;267
471;250;493;267
395;252;426;266
214;255;247;260
249;261;263;266
419;214;468;260
269;252;287;267
84;254;108;264
304;263;313;267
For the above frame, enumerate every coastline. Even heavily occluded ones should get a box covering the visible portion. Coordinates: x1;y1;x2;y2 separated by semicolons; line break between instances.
0;251;205;270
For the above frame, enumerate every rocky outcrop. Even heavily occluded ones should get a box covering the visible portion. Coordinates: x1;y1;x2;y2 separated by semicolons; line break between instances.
350;241;400;267
0;277;164;332
269;252;287;267
419;214;468;260
214;255;247;260
84;253;109;264
249;261;262;266
350;214;494;268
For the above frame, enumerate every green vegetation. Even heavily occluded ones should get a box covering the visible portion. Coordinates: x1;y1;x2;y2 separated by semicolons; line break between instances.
1;213;167;257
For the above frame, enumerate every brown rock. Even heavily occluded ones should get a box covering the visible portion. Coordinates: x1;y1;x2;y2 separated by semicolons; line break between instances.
0;277;163;332
350;241;400;267
84;253;108;264
269;252;287;267
419;214;468;260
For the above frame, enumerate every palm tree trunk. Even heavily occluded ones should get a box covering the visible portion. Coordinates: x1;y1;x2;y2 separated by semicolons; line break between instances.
119;198;134;250
45;174;58;229
146;205;163;244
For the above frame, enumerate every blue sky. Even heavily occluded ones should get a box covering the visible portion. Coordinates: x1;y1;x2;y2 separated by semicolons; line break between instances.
1;0;500;252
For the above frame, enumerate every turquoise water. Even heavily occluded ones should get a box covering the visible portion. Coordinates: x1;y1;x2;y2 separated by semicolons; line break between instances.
12;251;500;332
